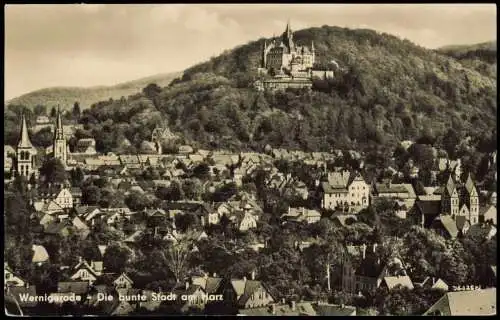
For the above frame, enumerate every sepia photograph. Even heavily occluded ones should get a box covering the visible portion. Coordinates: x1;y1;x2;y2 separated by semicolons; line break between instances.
3;3;497;316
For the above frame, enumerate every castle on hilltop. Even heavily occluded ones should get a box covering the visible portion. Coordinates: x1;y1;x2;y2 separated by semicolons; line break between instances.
257;21;336;91
261;21;315;75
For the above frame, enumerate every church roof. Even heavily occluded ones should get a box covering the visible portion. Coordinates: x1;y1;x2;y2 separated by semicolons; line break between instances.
464;174;476;194
18;113;34;149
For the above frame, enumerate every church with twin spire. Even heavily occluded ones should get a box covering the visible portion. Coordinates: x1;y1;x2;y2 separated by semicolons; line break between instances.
14;107;67;179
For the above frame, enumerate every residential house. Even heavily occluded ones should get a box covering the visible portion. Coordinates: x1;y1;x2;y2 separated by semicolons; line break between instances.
75;138;97;154
320;170;369;213
423;288;496;316
191;274;223;295
231;210;258;231
216;276;275;310
239;301;317;316
479;205;497;225
38;187;74;210
70;258;102;284
113;273;135;294
119;155;142;169
33;199;65;215
281;207;321;224
76;206;102;224
172;282;208;313
414;277;449;291
313;302;357;316
371;181;416;210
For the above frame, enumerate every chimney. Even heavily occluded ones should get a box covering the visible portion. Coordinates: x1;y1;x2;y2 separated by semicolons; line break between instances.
282;298;286;304
291;301;296;311
362;244;367;259
213;272;217;277
251;270;256;280
243;276;247;283
185;281;190;290
78;256;83;264
373;243;377;253
432;277;436;285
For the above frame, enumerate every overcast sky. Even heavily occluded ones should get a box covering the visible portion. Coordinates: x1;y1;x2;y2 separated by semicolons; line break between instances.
5;3;496;100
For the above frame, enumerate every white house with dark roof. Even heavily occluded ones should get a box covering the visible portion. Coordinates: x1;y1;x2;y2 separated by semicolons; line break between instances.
320;170;369;213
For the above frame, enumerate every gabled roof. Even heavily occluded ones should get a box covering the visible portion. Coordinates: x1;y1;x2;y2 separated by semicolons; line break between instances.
424;288;496;315
433;215;459;239
191;276;223;294
464;173;476;194
382;275;414;290
240;302;317;316
445;175;456;196
32;245;50;263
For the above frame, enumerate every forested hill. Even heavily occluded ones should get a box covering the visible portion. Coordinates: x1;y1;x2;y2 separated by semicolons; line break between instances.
6;71;181;111
435;41;496;78
5;26;497;162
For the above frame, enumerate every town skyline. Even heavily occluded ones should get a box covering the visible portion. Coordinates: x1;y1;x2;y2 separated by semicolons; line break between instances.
5;3;496;100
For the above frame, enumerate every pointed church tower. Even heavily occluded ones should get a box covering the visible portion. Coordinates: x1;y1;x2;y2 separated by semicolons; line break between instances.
16;113;37;177
53;105;67;165
441;174;459;216
463;173;479;224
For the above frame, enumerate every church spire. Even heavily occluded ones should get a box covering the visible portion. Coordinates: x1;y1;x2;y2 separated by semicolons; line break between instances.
18;112;33;148
55;105;64;140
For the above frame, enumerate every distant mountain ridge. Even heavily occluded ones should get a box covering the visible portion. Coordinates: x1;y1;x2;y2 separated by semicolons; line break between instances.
6;71;182;111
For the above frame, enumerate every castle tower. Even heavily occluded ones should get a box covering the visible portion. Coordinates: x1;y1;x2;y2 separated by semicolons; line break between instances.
463;173;479;224
53;106;67;165
441;175;459;216
262;41;267;68
282;19;294;52
16;113;37;177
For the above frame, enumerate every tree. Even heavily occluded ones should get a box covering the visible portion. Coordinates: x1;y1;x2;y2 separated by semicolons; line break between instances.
70;167;84;187
50;107;57;118
39;158;67;186
161;231;198;283
143;83;162;100
82;184;101;205
175;212;198;233
103;243;131;273
125;191;152;211
72;101;81;120
182;179;202;200
34;104;47;116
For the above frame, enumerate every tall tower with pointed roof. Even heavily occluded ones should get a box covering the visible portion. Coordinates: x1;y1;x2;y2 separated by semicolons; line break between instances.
16;113;38;177
53;106;67;165
462;173;479;224
441;174;459;216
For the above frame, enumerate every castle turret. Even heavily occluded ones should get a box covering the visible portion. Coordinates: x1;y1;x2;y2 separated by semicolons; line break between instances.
262;41;267;68
53;105;67;165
